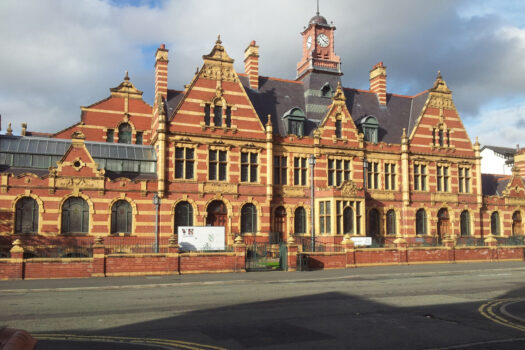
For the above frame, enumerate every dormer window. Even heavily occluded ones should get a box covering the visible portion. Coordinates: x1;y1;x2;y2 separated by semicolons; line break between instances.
321;83;332;98
358;115;378;143
282;107;306;137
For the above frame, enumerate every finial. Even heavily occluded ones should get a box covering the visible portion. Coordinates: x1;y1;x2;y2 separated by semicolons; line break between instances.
402;128;407;138
266;114;272;127
195;66;199;74
124;70;130;81
216;34;222;45
437;70;442;79
316;0;320;15
6;123;12;135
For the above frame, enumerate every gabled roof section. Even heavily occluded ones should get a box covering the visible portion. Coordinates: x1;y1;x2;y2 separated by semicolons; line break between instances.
109;71;143;99
482;173;510;196
502;167;525;197
202;35;234;64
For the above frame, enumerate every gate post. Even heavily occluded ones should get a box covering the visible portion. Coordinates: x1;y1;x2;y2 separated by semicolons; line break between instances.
287;236;299;272
234;235;246;272
9;239;24;280
341;234;355;268
91;237;106;277
167;234;180;274
394;237;408;264
443;234;457;262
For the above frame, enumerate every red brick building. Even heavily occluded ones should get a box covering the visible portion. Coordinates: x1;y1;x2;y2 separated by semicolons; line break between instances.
1;12;524;249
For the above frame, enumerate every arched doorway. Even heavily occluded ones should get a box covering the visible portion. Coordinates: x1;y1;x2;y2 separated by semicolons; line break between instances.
206;201;227;229
174;201;193;234
343;206;354;234
437;208;449;241
274;206;286;242
512;211;522;236
368;208;380;240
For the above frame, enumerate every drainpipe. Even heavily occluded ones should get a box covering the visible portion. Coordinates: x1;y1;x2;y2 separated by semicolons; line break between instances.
309;155;316;251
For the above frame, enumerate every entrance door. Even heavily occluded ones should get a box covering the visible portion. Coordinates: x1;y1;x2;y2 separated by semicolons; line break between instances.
274;206;286;243
437;208;449;241
206;201;227;228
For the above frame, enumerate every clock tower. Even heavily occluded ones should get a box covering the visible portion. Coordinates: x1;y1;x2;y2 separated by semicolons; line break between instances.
296;11;341;79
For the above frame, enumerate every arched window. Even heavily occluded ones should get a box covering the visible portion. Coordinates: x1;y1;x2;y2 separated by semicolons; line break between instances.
386;210;396;235
491;212;500;236
111;200;132;234
343;206;354;234
321;83;332;98
368;208;380;238
460;210;470;236
274;206;286;239
335;119;342;139
437;208;449;240
175;201;193;233
294;207;306;234
206;201;227;228
118;123;132;144
416;209;427;235
213;102;222;127
241;204;257;234
62;197;89;234
512;211;522;236
15;197;39;234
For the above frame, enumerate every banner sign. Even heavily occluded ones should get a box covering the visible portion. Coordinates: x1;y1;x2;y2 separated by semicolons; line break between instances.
178;226;225;251
350;236;372;246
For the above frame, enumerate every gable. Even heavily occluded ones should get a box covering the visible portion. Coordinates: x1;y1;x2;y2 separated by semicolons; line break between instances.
408;73;474;157
169;38;266;140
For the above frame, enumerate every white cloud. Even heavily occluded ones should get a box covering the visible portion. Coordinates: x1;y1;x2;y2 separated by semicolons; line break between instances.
0;0;524;144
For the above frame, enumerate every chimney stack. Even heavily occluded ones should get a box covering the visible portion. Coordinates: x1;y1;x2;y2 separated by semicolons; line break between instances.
244;40;259;90
514;148;525;178
154;44;169;104
370;61;387;105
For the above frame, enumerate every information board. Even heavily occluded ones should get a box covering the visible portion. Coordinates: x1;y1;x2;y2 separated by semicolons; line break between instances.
178;226;225;251
350;236;372;246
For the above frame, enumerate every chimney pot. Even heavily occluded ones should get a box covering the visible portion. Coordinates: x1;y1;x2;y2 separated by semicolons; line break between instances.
160;43;165;49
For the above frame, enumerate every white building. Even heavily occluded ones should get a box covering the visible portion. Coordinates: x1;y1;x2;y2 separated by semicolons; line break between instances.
480;145;517;175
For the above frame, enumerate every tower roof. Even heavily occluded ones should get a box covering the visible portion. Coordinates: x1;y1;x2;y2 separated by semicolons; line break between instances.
309;14;328;25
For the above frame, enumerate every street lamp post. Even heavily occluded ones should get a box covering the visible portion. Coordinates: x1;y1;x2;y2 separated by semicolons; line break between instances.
153;193;160;253
309;154;316;252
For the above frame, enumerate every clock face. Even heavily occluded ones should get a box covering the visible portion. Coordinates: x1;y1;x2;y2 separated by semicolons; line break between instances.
317;33;329;47
306;35;312;49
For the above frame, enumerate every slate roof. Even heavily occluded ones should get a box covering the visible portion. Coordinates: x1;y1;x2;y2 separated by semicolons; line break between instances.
239;74;430;143
481;145;516;158
482;174;510;196
166;89;185;120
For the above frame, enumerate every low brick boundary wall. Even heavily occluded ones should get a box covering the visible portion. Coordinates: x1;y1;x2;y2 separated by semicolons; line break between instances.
0;236;523;280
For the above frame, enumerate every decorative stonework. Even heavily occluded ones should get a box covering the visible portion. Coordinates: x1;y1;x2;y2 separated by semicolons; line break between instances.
201;182;238;195
368;191;395;201
200;35;238;83
431;192;458;204
55;177;103;190
340;180;359;196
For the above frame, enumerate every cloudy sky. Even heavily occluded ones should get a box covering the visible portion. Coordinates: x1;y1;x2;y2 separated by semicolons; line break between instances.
1;0;524;147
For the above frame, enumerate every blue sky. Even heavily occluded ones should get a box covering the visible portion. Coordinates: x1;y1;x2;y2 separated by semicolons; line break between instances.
1;0;524;147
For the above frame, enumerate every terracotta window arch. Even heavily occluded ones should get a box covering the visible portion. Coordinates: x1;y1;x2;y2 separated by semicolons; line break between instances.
416;209;427;235
241;204;257;234
111;200;132;234
175;201;193;233
15;197;39;234
62;197;89;234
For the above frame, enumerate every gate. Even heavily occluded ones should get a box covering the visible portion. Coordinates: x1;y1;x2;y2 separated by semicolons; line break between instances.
246;242;287;271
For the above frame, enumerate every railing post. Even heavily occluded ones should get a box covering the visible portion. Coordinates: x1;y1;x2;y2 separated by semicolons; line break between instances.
167;234;180;274
341;234;355;268
234;235;246;272
91;236;106;277
9;239;24;280
286;235;299;272
394;236;408;264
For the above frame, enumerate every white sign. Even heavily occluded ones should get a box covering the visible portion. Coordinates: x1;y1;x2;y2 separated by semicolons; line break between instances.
178;226;225;251
350;237;372;246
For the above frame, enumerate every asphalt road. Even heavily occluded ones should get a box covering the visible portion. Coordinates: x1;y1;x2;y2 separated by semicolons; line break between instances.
2;262;525;349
